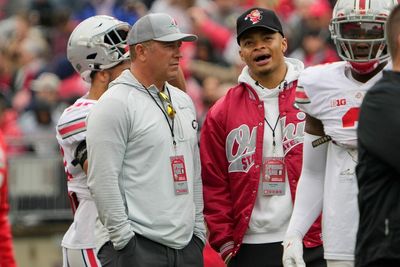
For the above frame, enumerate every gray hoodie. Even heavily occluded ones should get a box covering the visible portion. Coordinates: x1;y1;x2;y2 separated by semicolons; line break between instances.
86;69;206;250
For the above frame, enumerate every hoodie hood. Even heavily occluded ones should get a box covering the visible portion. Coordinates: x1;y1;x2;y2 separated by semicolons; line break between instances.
109;69;176;94
238;57;304;90
109;69;147;92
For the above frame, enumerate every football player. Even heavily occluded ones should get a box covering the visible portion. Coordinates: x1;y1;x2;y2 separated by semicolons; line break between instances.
57;15;130;267
282;0;397;267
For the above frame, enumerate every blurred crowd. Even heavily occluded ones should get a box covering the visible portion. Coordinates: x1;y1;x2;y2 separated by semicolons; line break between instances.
0;0;339;156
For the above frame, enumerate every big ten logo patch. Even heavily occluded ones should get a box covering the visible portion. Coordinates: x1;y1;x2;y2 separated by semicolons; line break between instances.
331;98;347;107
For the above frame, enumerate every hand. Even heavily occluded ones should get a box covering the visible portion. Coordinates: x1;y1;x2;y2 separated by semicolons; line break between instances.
282;234;305;267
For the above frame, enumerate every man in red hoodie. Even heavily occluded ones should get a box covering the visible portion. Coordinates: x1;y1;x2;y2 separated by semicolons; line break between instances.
0;130;17;267
200;7;325;267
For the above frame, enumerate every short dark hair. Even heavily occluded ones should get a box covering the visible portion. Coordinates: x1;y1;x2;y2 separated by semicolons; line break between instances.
386;4;400;59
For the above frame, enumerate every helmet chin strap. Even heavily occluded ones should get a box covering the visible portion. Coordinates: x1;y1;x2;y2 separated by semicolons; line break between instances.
349;60;379;74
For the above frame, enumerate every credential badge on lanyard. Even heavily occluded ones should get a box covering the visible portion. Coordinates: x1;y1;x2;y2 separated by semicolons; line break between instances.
170;155;189;195
262;157;286;196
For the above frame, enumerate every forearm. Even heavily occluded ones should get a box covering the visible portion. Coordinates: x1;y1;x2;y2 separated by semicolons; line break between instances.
87;140;133;250
286;133;327;238
86;100;133;250
201;158;234;257
200;111;235;258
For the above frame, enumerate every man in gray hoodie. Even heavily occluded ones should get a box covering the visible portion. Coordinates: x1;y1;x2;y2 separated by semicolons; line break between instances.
86;12;206;267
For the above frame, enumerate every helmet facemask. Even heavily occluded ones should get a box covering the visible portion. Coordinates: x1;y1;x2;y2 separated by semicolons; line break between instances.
67;15;130;82
87;27;129;72
329;0;395;74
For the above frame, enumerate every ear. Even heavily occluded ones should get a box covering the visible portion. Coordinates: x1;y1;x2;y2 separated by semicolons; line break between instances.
239;49;245;62
281;37;288;54
135;43;148;62
97;70;111;83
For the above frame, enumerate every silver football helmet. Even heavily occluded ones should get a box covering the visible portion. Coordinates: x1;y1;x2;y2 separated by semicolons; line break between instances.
330;0;397;74
67;15;130;82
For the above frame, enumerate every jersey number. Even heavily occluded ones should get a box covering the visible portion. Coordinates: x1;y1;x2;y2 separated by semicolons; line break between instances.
342;107;360;128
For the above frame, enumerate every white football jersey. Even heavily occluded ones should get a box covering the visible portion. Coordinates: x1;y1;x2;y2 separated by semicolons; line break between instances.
56;96;98;249
296;61;385;260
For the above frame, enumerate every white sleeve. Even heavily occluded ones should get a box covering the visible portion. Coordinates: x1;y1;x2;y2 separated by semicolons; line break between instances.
286;133;327;238
86;97;133;250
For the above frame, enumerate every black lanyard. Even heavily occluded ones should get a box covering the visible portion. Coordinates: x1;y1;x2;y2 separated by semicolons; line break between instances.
143;84;176;146
264;114;280;149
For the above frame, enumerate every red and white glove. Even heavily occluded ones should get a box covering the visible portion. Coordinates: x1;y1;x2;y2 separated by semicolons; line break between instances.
282;232;305;267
